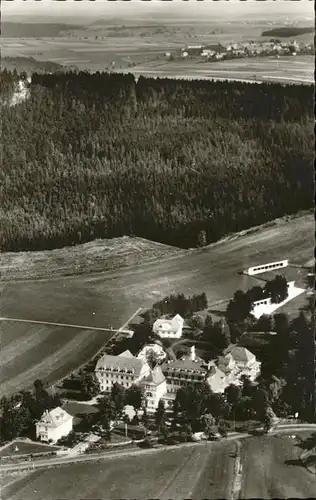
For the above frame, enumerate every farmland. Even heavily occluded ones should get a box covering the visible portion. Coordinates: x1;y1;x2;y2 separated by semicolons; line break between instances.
2;432;316;499
0;13;314;83
0;212;313;398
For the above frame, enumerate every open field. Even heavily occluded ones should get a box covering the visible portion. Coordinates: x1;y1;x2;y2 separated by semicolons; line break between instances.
2;432;316;500
0;212;313;398
123;55;314;85
240;433;316;498
1;441;236;500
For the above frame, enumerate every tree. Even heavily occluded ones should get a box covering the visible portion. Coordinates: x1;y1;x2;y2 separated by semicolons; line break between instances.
224;384;243;407
158;421;170;443
212;319;231;350
255;314;273;332
81;373;100;400
111;383;126;415
155;399;166;429
264;275;288;304
180;422;192;442
146;348;159;369
98;396;117;426
202;314;213;341
199;413;215;438
125;385;144;413
197;229;207;247
262;407;276;433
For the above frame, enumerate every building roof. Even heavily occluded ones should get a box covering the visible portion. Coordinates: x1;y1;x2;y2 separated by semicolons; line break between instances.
222;345;255;364
161;356;207;374
142;366;166;386
95;352;143;375
153;314;184;331
119;350;134;358
37;407;73;428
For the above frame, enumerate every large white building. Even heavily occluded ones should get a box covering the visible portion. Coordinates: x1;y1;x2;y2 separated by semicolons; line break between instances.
95;350;150;393
141;366;167;412
218;345;261;384
153;314;184;339
36;407;73;444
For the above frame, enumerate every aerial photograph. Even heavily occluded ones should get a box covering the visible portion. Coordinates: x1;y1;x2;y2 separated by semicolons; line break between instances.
0;0;315;499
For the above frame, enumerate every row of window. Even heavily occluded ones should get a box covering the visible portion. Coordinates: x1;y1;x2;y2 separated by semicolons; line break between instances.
254;299;270;306
252;262;286;272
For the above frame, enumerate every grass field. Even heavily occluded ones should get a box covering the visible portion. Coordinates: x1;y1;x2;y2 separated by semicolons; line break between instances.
0;440;60;458
124;55;314;85
1;441;236;500
2;432;316;499
0;212;313;398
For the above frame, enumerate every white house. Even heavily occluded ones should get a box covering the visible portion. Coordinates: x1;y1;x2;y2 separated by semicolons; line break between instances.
95;350;150;392
141;366;167;412
206;361;229;393
137;344;167;364
218;345;261;384
153;314;184;339
36;407;73;444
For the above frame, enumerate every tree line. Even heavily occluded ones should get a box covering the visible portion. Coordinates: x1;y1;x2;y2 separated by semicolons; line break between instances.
0;70;314;251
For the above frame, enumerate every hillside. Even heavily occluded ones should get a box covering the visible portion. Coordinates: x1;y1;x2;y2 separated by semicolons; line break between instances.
1;22;83;38
1;72;314;253
1;57;68;74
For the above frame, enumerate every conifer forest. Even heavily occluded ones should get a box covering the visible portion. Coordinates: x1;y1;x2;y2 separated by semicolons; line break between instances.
1;70;314;252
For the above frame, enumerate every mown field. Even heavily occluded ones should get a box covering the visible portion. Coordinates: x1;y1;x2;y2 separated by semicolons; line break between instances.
0;212;313;398
2;432;316;499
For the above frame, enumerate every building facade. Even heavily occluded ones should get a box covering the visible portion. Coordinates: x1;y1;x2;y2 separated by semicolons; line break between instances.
95;350;150;392
140;366;167;412
36;407;73;443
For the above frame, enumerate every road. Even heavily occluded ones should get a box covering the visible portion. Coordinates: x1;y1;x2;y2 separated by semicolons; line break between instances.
0;212;313;396
2;424;316;472
0;317;132;335
2;425;316;500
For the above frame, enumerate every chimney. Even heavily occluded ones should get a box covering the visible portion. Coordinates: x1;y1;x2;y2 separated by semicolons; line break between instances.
190;345;196;361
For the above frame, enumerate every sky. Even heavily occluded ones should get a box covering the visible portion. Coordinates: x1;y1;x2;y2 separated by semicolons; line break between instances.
2;0;314;24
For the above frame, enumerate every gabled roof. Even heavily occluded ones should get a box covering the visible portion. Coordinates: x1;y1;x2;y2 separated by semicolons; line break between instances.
142;366;166;386
37;407;73;428
95;353;144;375
119;350;134;358
223;345;255;363
161;356;207;374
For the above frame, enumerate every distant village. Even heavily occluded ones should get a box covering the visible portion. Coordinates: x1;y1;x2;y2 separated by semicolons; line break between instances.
165;39;314;62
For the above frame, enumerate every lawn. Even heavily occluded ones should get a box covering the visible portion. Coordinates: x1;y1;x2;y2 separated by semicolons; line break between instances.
0;440;61;458
0;212;314;398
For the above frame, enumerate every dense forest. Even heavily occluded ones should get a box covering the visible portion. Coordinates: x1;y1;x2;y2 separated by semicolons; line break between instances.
0;70;314;252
